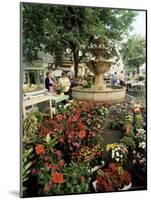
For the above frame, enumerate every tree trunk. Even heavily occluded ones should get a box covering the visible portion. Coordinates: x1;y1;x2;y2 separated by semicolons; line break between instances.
137;66;140;75
73;49;79;78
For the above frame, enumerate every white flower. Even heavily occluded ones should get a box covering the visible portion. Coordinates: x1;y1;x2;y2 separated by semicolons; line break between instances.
139;142;146;149
116;152;120;157
112;151;115;158
116;158;119;162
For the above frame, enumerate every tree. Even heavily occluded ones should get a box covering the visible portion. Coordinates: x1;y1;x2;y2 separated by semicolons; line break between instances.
22;3;137;76
121;35;146;73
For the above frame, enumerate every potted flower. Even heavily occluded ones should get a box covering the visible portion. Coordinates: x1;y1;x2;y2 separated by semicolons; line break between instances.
71;144;103;170
93;163;132;192
55;84;64;95
132;129;146;182
106;143;128;164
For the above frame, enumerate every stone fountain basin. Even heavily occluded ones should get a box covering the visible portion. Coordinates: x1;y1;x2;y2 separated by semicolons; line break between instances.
72;86;126;104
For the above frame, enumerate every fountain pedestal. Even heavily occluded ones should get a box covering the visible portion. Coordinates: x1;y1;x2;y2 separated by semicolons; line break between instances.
95;74;106;90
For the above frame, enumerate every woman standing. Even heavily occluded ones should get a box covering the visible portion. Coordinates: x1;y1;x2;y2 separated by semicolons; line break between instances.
45;71;55;93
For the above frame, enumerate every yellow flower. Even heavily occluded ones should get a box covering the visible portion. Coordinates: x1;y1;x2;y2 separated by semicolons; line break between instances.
97;169;104;176
106;143;118;151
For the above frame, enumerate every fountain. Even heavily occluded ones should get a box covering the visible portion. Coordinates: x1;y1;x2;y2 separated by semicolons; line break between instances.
72;37;126;104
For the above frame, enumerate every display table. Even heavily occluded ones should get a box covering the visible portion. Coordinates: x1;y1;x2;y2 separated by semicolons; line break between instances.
51;94;69;110
23;94;53;118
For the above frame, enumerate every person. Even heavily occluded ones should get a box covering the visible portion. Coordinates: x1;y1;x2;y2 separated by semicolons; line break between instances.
111;72;117;86
45;71;55;93
59;72;71;95
118;71;125;86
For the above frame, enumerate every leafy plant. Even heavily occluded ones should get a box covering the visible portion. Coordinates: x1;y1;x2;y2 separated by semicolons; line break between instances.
96;163;132;192
120;135;136;150
134;114;144;129
22;147;34;192
63;162;91;193
23;112;38;143
108;104;134;131
55;84;65;94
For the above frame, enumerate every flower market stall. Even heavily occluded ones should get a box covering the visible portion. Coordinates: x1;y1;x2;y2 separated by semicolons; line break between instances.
22;100;146;197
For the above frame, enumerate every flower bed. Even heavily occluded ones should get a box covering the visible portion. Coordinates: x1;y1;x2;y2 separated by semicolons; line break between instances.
22;101;146;196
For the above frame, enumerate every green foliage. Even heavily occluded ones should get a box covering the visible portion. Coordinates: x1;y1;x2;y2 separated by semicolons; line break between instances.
63;162;91;193
121;35;146;72
120;135;136;150
23;112;38;143
82;80;92;88
134;113;144;129
22;3;137;76
22;147;34;192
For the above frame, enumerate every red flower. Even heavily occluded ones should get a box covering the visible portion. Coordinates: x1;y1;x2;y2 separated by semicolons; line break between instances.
35;144;46;155
59;159;65;167
55;114;63;121
57;150;62;157
78;122;84;130
108;163;116;172
52;173;64;184
79;130;86;138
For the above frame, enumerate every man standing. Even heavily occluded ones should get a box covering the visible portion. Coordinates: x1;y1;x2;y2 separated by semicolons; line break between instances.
118;71;125;86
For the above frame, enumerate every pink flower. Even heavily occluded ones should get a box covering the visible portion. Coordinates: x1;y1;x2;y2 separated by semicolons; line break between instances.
32;168;37;174
132;160;136;164
51;165;57;171
59;159;65;167
59;137;65;144
140;160;145;165
68;139;71;144
68;134;72;139
50;148;54;153
57;151;62;157
48;164;52;169
55;114;63;121
75;142;80;148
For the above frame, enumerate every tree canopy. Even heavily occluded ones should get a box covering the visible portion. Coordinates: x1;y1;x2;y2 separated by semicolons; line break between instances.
22;3;138;76
121;35;146;73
